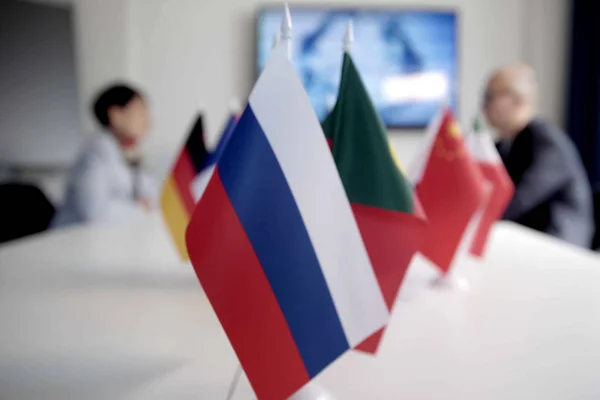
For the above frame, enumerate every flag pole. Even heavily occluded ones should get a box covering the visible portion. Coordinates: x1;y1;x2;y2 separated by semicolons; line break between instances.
229;97;242;115
223;366;243;400
281;3;292;60
343;19;354;53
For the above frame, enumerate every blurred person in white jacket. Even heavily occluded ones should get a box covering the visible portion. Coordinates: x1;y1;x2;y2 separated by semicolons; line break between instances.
53;84;158;228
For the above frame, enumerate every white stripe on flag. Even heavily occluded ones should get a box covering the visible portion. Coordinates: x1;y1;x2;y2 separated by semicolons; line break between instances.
455;181;493;259
248;44;388;347
407;104;446;185
467;132;502;164
191;164;216;202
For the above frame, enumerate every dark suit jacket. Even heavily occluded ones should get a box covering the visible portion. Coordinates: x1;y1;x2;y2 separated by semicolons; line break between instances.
497;119;594;248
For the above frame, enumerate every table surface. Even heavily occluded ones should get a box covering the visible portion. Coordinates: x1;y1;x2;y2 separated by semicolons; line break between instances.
0;214;599;400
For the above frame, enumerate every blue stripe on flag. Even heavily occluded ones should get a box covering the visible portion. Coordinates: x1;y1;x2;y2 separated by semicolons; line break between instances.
217;105;350;377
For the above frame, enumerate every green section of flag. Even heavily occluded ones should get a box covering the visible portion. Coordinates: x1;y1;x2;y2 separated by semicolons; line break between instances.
473;115;482;133
322;53;413;213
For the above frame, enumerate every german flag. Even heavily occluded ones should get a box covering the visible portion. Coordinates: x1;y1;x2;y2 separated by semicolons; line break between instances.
161;115;208;260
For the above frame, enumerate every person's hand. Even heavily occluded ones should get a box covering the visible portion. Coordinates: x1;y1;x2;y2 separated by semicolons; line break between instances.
137;198;153;213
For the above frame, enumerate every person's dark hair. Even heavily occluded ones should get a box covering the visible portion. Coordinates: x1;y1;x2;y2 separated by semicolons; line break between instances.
92;84;143;127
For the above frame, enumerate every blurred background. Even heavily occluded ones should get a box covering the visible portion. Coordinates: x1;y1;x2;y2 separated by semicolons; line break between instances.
0;0;598;246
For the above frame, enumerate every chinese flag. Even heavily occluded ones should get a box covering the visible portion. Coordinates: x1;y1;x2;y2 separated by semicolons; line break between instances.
411;107;487;273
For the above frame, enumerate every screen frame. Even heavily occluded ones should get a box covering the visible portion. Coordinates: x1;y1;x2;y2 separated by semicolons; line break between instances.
255;4;461;130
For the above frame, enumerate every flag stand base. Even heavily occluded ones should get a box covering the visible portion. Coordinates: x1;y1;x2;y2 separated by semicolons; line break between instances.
430;274;470;291
289;382;336;400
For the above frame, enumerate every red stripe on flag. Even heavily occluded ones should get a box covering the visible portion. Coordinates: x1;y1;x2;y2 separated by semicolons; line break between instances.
351;203;427;354
186;171;310;400
172;149;197;214
469;162;514;257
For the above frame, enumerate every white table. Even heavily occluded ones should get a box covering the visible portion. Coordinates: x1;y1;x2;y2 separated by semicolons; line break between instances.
0;214;599;400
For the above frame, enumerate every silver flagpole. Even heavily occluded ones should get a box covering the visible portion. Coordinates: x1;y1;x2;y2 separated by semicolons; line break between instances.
281;3;292;60
224;366;243;400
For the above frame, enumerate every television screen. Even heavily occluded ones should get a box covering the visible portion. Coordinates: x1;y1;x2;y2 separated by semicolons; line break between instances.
256;7;458;128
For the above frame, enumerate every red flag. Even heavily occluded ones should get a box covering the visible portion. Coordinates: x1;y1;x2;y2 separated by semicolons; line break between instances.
466;120;514;257
410;107;487;273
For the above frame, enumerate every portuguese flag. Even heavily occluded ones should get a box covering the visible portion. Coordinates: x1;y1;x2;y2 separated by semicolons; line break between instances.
322;52;427;354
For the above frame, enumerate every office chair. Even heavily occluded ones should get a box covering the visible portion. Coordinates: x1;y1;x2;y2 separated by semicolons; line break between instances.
593;189;600;251
0;182;55;244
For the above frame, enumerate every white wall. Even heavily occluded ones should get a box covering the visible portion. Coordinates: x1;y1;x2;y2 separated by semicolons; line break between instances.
69;0;568;176
72;0;137;131
26;0;138;131
523;0;570;128
127;0;533;175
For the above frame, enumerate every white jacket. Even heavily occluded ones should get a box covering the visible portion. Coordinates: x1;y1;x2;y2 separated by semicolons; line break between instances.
52;133;157;228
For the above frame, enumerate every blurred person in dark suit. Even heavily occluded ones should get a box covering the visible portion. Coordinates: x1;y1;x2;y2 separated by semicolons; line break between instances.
484;65;594;248
52;84;157;228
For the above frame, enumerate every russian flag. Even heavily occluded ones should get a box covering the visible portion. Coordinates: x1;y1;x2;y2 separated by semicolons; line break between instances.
185;44;388;400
